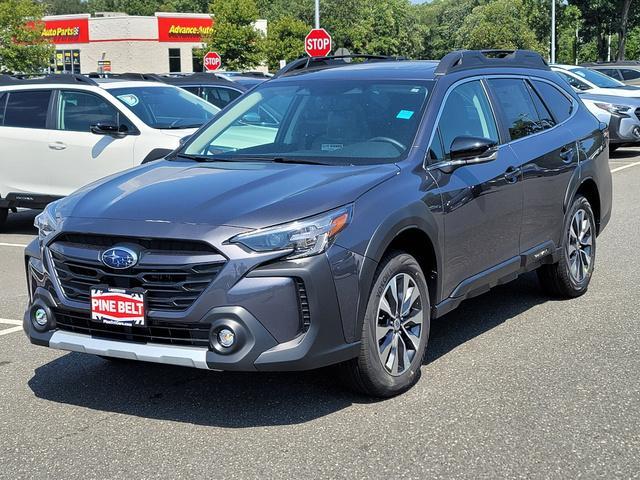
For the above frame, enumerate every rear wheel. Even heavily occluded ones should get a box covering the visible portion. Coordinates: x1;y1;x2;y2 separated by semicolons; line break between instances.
342;251;430;397
537;195;596;298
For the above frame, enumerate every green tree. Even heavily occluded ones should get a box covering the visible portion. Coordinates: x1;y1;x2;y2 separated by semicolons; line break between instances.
457;0;544;53
0;0;53;73
262;15;310;70
203;0;262;70
45;0;88;15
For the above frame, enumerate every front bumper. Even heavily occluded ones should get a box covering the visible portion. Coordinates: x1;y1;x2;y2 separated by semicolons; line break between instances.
608;114;640;145
24;221;364;372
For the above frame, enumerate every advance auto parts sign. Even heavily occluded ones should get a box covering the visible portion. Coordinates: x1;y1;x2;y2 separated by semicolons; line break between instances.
157;16;213;42
41;18;89;44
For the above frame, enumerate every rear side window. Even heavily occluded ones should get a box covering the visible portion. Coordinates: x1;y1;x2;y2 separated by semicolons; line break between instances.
598;68;623;80
620;68;640;80
4;90;51;129
57;90;132;133
437;80;499;155
532;80;573;123
488;78;548;141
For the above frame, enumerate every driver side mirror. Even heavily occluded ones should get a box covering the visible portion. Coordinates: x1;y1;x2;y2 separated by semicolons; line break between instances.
429;136;498;174
90;123;129;138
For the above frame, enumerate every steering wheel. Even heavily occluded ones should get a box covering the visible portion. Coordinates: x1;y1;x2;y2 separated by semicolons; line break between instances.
367;136;406;152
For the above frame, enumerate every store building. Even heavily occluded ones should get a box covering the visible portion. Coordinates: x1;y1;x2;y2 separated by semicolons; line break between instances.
41;12;267;74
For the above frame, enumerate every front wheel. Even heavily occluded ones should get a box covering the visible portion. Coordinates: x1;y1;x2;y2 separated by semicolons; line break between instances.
537;195;596;298
341;251;430;397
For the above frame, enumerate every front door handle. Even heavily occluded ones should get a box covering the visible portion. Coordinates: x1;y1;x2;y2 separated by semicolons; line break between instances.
48;142;67;151
560;146;574;163
504;166;520;184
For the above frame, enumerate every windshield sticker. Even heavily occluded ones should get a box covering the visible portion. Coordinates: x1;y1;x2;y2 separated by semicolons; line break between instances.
396;110;415;120
321;143;343;151
117;94;139;107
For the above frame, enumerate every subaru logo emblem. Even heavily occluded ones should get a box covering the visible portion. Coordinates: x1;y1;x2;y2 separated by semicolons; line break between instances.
101;247;138;270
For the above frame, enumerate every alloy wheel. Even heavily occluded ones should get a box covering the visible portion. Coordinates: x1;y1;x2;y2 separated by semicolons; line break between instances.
567;208;593;283
376;273;424;376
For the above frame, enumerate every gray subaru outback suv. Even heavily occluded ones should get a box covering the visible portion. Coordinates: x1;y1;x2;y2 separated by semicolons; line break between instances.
25;51;612;397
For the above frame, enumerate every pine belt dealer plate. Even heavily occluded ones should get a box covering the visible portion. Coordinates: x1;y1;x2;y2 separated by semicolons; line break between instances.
90;287;146;326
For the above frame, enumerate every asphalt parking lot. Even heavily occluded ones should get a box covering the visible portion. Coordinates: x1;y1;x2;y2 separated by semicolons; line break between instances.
0;152;639;480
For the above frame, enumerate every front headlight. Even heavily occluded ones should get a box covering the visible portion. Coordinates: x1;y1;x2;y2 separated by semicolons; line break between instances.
230;205;353;259
594;102;631;116
34;202;62;241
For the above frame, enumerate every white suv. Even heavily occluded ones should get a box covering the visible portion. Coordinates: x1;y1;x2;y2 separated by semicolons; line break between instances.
0;74;219;226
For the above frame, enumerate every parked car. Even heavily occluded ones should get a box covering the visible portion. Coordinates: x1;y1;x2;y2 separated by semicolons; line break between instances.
146;73;247;109
581;62;640;86
578;92;640;151
551;64;640;96
0;74;219;226
25;50;612;397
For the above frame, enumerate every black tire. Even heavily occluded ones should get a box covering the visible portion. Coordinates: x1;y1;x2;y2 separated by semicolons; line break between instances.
537;195;596;298
609;145;619;154
341;251;430;398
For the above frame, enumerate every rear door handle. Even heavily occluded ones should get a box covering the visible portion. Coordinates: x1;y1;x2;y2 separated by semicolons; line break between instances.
48;142;67;151
504;166;520;184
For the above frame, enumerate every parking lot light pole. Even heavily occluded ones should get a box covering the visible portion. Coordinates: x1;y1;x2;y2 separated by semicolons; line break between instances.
315;0;320;29
551;0;556;64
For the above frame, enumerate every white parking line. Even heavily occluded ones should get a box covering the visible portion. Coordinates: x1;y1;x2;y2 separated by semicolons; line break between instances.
0;319;22;326
612;161;640;173
0;242;28;248
0;326;22;336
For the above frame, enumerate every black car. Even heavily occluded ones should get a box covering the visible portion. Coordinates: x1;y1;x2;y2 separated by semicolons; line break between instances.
26;50;612;397
147;73;247;108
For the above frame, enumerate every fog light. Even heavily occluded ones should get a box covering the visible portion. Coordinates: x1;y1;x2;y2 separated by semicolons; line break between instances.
218;328;235;348
33;307;48;327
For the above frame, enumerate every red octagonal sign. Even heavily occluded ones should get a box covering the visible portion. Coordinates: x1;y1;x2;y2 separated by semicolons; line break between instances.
203;51;221;71
305;28;332;57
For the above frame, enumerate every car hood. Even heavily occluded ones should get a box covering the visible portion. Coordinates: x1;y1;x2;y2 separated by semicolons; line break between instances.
57;159;399;228
587;85;640;97
579;92;640;106
155;127;199;140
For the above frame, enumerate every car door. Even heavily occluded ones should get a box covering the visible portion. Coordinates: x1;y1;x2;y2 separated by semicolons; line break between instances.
47;89;138;196
0;89;55;196
428;79;523;298
487;77;579;253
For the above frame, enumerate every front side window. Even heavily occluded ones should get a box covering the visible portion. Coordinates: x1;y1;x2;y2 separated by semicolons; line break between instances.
437;80;499;156
109;86;219;129
621;68;640;80
488;78;549;141
184;79;433;165
556;71;590;91
3;90;51;129
57;90;133;133
532;80;573;123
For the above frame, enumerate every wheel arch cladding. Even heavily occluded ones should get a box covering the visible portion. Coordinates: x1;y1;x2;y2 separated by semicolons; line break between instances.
575;178;601;234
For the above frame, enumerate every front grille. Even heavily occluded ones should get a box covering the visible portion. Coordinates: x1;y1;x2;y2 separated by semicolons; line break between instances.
54;308;211;347
295;278;311;332
48;235;226;312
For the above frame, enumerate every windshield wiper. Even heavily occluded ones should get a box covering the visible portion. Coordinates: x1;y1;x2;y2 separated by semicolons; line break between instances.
270;157;329;166
174;153;235;162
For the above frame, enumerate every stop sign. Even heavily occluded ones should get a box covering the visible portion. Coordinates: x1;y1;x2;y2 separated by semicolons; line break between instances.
305;28;332;57
203;51;221;71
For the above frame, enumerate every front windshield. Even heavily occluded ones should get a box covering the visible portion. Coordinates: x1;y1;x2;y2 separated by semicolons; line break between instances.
183;79;433;165
109;85;219;129
570;67;624;88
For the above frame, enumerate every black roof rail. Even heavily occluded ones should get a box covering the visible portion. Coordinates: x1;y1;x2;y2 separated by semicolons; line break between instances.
435;49;549;76
0;73;98;86
85;72;159;81
274;54;405;78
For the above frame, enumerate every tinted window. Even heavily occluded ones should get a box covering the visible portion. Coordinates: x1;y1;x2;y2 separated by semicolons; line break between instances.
0;93;6;125
4;90;51;129
58;90;132;133
598;68;623;80
526;81;555;129
437;80;499;155
488;78;547;141
621;68;640;80
201;86;242;108
532;80;573;123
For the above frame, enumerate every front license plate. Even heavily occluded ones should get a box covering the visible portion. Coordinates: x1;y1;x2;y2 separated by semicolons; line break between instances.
90;287;146;326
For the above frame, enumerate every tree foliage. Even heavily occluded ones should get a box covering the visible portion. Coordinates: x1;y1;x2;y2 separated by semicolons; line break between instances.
203;0;263;70
262;16;310;70
0;0;53;73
